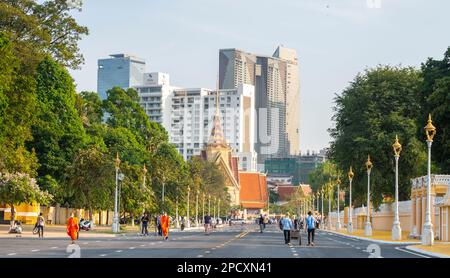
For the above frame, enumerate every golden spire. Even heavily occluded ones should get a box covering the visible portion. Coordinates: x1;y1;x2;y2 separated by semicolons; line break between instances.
208;76;227;146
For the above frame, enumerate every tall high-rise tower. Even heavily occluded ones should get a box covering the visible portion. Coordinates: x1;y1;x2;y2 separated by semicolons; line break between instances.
219;46;300;168
97;54;146;100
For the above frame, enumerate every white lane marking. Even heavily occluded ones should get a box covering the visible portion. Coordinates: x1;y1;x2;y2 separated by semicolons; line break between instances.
212;248;216;250
7;253;17;256
140;244;146;247
115;250;122;253
150;242;155;245
83;242;89;245
129;247;135;250
216;246;221;248
205;251;211;254
356;247;361;250
197;255;204;258
394;247;431;258
95;240;101;243
31;249;39;252
51;247;58;249
99;254;107;257
293;253;299;256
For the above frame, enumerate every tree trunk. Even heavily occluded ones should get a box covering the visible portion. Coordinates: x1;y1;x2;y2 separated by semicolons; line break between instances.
9;203;15;229
99;210;102;226
131;212;134;227
89;207;93;224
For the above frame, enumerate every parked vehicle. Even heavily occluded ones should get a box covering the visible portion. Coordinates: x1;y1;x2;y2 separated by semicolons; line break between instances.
9;221;23;234
79;218;92;231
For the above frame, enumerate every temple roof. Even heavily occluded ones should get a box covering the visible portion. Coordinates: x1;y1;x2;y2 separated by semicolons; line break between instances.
239;172;267;209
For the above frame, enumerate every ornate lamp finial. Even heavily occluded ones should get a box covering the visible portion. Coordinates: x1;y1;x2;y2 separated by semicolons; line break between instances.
392;135;402;156
424;113;436;142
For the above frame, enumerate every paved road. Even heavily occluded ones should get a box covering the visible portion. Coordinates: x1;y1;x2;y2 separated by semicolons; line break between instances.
0;224;434;258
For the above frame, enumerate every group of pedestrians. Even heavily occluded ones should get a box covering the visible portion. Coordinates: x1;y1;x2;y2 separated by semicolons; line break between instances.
279;211;318;246
152;212;170;240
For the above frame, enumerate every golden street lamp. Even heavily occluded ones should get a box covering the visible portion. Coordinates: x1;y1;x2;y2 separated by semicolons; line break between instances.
347;166;354;233
186;186;191;228
365;155;373;236
392;135;402;240
112;153;121;233
208;194;211;215
423;114;436;245
195;190;199;227
327;178;332;229
336;175;342;231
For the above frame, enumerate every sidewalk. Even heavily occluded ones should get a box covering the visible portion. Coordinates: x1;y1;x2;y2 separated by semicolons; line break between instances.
406;243;450;258
0;224;115;239
323;227;421;245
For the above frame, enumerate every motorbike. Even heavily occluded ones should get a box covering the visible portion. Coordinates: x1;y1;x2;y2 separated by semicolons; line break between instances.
79;218;92;231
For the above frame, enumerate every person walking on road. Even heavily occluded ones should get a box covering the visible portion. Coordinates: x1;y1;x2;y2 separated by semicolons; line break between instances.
204;214;212;235
157;214;162;236
67;213;79;245
306;211;316;246
280;215;294;244
258;214;265;233
160;212;170;240
36;212;45;238
141;213;149;236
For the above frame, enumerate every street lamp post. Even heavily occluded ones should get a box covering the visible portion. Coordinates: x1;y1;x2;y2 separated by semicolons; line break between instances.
208;194;211;215
112;153;120;233
187;186;190;228
328;179;332;229
142;164;147;190
336;176;342;231
218;199;220;221
392;135;402;240
196;190;199;227
347;166;354;233
321;188;324;226
365;155;373;236
423;114;436;246
202;193;205;224
213;197;216;220
175;195;179;228
317;192;320;212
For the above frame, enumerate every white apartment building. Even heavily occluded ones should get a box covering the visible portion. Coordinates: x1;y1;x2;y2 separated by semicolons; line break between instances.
135;72;177;131
170;84;257;171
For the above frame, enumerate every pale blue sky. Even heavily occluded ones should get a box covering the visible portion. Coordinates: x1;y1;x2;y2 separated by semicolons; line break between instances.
70;0;450;153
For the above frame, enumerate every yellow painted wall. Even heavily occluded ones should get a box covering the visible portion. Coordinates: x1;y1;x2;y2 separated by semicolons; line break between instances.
3;203;40;224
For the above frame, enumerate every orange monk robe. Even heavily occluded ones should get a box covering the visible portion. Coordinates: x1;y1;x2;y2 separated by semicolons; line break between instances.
67;217;79;241
160;215;169;237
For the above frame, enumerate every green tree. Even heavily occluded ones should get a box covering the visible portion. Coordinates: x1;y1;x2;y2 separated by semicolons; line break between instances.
0;172;52;228
0;0;89;69
118;162;154;221
419;47;450;171
150;143;188;214
63;146;114;220
0;33;38;176
103;87;168;152
329;66;426;208
28;56;86;200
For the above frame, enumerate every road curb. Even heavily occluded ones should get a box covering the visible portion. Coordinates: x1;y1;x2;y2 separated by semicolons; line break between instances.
322;229;419;245
405;245;450;258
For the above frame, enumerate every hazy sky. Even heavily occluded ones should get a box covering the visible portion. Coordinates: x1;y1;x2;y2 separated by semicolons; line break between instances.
70;0;450;153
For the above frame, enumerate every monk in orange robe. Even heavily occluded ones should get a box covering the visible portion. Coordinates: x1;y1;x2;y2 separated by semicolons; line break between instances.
160;212;169;240
67;213;79;244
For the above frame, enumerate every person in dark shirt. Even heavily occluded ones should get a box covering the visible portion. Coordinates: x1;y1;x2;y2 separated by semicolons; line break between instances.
141;213;149;235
